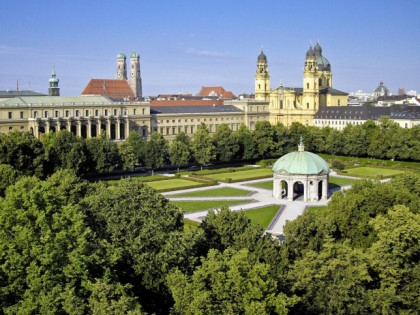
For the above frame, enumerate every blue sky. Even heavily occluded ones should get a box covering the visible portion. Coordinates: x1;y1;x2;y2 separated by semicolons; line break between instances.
1;0;419;96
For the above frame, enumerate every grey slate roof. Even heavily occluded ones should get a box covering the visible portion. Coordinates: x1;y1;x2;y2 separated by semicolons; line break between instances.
151;105;243;115
0;90;46;98
314;105;420;120
319;87;348;96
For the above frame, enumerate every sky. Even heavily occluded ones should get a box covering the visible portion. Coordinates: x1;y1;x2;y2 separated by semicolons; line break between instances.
1;0;419;97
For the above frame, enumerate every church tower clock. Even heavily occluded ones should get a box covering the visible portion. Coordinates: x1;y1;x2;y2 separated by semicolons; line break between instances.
255;49;270;101
116;53;127;80
48;66;60;96
302;45;319;110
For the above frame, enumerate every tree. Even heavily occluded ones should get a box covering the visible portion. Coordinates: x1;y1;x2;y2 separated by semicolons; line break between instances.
125;131;146;165
83;178;198;313
0;131;46;177
235;124;257;161
86;133;120;173
212;123;239;163
0;164;21;197
143;132;168;175
252;121;275;159
0;170;100;313
191;123;215;170
168;248;296;315
288;239;372;314
343;124;368;157
325;128;344;155
367;205;420;313
169;140;191;173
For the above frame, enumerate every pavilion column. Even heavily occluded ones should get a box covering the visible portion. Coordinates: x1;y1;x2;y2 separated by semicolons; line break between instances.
106;118;111;138
273;177;279;199
303;181;308;202
322;178;328;200
77;119;82;137
96;120;101;137
87;119;92;138
67;119;72;133
45;120;50;133
125;118;130;139
34;120;39;139
287;180;294;201
116;118;121;140
314;180;319;201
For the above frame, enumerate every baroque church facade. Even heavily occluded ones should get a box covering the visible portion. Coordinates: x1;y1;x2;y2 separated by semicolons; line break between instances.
255;43;348;126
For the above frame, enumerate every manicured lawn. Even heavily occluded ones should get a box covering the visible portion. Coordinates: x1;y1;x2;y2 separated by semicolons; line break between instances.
172;200;254;213
248;176;357;191
169;187;252;197
243;205;280;228
106;174;168;186
203;168;272;182
344;166;405;178
146;178;206;191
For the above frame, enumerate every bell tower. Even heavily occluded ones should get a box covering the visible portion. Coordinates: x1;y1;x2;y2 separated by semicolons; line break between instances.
303;45;319;110
48;66;60;96
255;49;270;101
116;53;127;80
129;51;142;98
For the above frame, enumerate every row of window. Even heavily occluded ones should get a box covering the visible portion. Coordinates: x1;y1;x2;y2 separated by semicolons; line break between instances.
7;112;25;119
157;116;244;124
155;123;244;135
32;107;147;119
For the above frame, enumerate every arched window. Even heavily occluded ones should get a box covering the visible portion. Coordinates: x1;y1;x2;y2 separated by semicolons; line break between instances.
307;83;309;89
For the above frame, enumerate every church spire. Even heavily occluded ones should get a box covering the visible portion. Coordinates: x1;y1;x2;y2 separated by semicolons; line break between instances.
48;66;60;96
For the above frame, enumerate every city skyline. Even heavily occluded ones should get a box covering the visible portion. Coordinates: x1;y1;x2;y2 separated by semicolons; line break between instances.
1;0;419;97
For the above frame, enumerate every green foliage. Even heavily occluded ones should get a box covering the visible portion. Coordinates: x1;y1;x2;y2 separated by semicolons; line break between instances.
253;120;276;159
191;123;215;169
86;133;120;173
212;123;239;163
0;164;21;196
169;139;191;173
0;131;46;177
168;248;296;315
235;124;257;161
332;160;345;171
118;131;146;172
143;132;168;175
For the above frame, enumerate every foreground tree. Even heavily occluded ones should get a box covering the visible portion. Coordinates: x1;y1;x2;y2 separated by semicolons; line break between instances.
168;248;296;315
0;164;21;197
235;124;257;161
169;137;191;173
191;123;215;170
0;131;45;177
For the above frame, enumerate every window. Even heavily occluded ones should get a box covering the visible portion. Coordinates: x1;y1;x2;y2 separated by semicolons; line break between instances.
85;110;89;116
55;111;59;117
142;128;146;137
307;83;309;89
114;109;117;116
20;126;24;130
65;110;70;117
133;109;137;115
9;127;13;131
280;100;283;109
172;127;176;134
338;99;341;106
307;103;309;109
160;127;164;134
105;110;108;116
20;111;24;119
142;108;145;115
75;110;79;117
166;127;169;134
95;109;99;116
34;111;38;118
45;111;49;118
184;126;188;133
8;112;12;119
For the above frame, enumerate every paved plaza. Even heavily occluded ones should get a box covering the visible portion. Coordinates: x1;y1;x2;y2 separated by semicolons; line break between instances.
163;172;359;236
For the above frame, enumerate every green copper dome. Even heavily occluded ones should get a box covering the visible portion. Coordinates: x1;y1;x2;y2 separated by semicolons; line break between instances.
272;150;330;175
130;51;139;58
117;52;126;59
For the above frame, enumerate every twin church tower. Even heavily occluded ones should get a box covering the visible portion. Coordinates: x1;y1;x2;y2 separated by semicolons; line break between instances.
254;42;346;126
116;52;142;98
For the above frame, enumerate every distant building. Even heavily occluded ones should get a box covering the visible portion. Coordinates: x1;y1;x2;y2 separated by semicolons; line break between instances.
373;81;391;98
48;66;60;96
82;52;142;100
197;86;235;99
314;104;420;129
0;90;46;99
254;42;348;127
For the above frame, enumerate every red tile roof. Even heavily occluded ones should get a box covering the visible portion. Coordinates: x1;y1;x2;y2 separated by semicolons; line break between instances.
197;86;235;99
150;99;224;107
81;79;134;98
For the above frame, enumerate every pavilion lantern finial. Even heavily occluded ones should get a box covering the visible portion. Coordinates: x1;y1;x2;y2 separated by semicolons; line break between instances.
298;136;305;152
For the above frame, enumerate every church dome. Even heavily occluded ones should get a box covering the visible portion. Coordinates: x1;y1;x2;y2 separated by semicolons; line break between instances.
272;147;330;175
117;52;126;59
306;46;315;58
258;50;267;62
374;81;390;96
130;51;139;58
312;42;331;71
